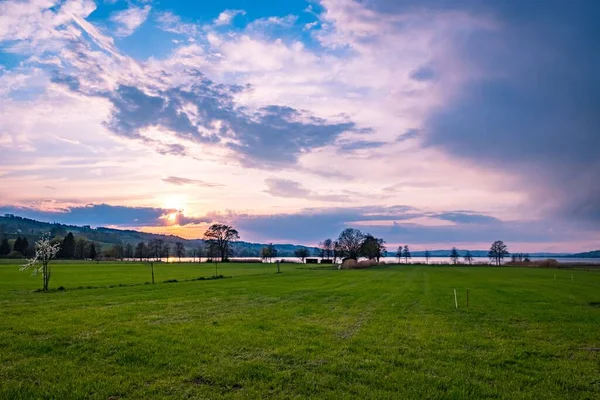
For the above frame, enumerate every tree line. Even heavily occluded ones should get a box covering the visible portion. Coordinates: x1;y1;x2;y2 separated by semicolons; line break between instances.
6;223;516;267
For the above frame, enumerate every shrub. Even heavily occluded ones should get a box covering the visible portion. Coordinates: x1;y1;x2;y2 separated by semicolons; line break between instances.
532;259;560;268
7;250;23;259
320;259;333;264
340;259;383;269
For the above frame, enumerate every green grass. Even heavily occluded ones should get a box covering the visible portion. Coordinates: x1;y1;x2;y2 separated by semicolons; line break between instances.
1;260;599;399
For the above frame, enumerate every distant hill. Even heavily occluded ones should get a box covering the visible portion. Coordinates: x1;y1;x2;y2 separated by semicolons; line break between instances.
565;250;600;258
1;214;596;258
410;250;570;258
0;214;318;257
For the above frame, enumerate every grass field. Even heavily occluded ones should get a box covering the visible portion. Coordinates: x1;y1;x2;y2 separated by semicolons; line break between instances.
1;260;599;399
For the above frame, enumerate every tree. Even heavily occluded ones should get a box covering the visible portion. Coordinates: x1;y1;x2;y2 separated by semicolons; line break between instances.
402;245;411;264
261;243;277;262
13;237;22;254
203;224;239;261
488;240;509;266
124;242;134;259
0;238;10;256
207;242;220;262
333;241;341;264
196;244;204;262
89;242;97;260
450;247;460;264
175;242;185;262
60;232;75;259
148;239;164;261
21;238;29;256
294;247;309;263
162;243;170;260
320;239;333;259
13;237;29;256
464;250;474;265
337;228;365;260
396;246;403;263
135;241;146;261
74;237;89;260
361;235;386;261
20;234;61;291
424;250;431;265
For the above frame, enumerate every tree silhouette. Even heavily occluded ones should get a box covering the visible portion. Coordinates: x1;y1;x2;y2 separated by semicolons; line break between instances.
0;238;11;256
450;247;460;264
488;240;509;266
464;250;474;265
337;228;365;260
294;247;309;263
203;224;239;262
402;245;411;264
175;242;185;262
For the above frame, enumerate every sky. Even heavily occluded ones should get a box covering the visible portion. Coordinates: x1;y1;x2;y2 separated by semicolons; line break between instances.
0;0;599;252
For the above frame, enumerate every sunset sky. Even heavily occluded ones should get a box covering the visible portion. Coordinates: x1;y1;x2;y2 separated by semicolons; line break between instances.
1;0;599;251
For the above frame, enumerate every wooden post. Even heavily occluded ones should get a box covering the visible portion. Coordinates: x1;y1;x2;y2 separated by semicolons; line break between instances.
454;289;458;309
215;261;218;277
467;289;469;308
151;262;155;284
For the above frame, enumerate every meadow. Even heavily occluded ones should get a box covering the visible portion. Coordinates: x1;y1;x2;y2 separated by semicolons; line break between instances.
0;259;599;399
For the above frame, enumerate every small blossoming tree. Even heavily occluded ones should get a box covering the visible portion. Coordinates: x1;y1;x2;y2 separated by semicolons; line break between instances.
21;234;61;291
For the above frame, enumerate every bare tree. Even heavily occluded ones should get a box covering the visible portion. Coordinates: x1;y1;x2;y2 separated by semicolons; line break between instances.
203;224;240;261
261;243;277;263
450;247;460;265
162;243;170;261
20;234;61;291
135;241;146;262
464;251;474;265
294;247;309;263
175;242;185;262
424;250;431;265
396;245;403;263
488;240;509;266
333;241;341;264
321;239;333;260
337;228;365;260
402;245;411;264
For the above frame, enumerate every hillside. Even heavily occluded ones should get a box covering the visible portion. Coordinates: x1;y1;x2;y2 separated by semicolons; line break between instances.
0;214;318;257
1;214;596;258
566;250;600;258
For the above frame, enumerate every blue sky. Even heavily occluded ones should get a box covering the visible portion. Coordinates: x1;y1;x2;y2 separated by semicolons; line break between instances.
0;0;599;251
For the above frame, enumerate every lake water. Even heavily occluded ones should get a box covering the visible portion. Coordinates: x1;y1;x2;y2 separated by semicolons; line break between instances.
162;256;600;265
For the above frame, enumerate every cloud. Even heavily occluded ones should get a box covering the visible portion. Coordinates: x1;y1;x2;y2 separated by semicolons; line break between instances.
97;82;356;168
247;15;298;30
0;204;211;227
409;65;437;82
418;0;600;223
214;9;245;26
337;139;386;152
432;212;501;225
264;178;351;202
219;206;597;248
155;11;198;36
162;176;222;187
396;129;420;142
110;5;151;37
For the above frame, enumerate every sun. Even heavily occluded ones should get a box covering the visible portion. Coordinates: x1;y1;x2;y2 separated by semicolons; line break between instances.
167;212;177;223
163;195;187;213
